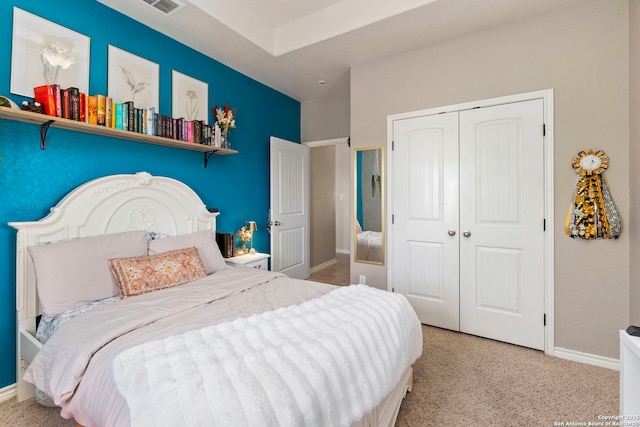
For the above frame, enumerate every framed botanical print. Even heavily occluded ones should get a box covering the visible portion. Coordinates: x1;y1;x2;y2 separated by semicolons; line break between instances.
11;8;90;97
108;45;159;110
172;70;208;123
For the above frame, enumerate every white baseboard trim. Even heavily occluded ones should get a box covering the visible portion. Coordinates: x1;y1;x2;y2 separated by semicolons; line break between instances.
310;258;337;274
336;249;350;255
0;384;16;402
554;347;619;371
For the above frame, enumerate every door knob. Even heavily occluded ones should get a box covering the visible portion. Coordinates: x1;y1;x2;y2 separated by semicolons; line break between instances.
273;221;281;226
447;229;456;236
463;231;472;238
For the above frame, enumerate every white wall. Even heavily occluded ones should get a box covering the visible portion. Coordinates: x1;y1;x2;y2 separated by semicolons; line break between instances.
302;84;352;260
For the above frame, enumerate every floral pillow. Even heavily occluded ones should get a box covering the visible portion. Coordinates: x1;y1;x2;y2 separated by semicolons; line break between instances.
108;247;206;298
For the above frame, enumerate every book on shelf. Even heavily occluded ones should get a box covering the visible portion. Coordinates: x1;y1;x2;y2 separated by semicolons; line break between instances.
61;89;71;119
193;120;202;144
146;107;155;136
106;97;113;128
96;95;106;126
115;103;123;130
122;102;129;130
53;85;62;118
126;101;135;132
79;92;86;123
33;85;57;117
67;87;80;121
87;95;98;125
133;108;140;133
186;120;193;142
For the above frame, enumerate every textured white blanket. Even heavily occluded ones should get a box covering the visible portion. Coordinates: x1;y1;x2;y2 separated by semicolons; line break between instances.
113;284;422;427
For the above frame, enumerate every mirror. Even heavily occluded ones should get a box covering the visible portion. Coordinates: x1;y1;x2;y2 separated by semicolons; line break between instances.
354;147;384;265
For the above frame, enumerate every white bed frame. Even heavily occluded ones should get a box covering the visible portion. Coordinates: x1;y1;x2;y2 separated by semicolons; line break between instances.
9;171;412;426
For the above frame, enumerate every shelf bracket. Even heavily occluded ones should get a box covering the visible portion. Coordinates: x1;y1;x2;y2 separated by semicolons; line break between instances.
204;151;215;168
40;120;55;150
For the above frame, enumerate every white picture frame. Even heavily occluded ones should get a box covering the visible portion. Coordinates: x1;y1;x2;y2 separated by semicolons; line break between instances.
108;45;159;110
172;70;208;123
10;8;90;97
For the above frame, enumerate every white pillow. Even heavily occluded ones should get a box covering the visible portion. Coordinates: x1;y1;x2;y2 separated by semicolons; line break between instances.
148;229;227;275
28;230;148;320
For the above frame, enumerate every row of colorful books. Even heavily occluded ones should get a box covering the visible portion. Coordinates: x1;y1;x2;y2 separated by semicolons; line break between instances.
33;84;220;145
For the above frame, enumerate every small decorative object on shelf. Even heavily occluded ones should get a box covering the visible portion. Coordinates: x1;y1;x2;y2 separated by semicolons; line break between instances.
213;103;236;149
20;101;44;114
0;95;19;109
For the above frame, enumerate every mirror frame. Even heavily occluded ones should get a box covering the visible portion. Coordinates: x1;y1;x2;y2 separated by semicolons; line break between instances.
353;146;385;265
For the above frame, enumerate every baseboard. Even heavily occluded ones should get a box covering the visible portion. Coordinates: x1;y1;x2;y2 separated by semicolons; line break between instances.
310;258;337;274
0;384;16;402
336;249;350;255
554;347;619;371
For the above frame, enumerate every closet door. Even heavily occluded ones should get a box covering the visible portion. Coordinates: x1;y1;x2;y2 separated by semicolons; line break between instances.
458;100;545;350
392;112;460;330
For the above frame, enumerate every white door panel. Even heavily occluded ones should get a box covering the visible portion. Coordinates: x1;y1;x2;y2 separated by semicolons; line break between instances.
269;137;310;279
459;100;545;350
393;112;459;330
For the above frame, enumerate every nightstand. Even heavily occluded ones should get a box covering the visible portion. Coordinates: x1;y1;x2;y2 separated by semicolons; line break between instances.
224;253;270;270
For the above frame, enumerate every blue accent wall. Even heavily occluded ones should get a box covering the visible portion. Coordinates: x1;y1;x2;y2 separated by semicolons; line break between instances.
0;0;300;388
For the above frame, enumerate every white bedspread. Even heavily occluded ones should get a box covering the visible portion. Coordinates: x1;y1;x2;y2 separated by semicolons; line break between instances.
113;284;422;427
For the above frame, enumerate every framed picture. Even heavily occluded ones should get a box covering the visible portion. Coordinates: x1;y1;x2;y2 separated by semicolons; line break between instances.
108;45;159;110
172;71;208;123
10;8;90;97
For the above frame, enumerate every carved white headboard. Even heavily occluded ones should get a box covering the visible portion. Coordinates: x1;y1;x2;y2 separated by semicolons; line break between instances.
9;172;219;321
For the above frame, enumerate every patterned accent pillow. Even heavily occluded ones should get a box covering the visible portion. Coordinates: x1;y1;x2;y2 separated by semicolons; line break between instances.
108;247;206;298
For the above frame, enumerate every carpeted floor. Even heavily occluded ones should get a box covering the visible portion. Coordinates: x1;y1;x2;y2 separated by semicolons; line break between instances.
395;326;618;426
0;325;619;426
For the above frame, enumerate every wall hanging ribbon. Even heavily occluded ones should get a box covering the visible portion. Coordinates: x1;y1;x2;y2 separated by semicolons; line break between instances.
565;149;621;239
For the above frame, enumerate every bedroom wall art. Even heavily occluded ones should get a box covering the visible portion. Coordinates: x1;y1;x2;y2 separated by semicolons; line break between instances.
10;7;90;97
108;45;159;110
565;149;621;239
0;0;300;389
172;70;207;123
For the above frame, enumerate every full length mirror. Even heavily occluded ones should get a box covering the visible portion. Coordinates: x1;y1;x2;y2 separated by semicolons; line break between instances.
354;147;384;265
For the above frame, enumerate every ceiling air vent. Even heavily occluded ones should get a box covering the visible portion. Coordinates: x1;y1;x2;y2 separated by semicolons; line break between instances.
142;0;185;15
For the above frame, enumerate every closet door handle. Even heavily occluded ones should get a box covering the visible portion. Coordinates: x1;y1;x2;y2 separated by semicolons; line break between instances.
463;231;472;238
447;229;456;236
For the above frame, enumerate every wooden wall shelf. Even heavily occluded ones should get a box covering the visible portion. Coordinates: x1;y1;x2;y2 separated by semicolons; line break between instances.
0;106;237;167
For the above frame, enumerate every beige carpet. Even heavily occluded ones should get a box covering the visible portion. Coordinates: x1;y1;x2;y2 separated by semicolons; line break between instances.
0;325;618;427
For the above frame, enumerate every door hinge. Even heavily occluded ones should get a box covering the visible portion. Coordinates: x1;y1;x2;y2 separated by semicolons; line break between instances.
392;214;394;224
543;218;546;231
544;313;546;326
392;140;394;151
543;124;546;137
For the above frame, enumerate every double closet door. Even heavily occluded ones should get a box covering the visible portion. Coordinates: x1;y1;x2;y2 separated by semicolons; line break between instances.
392;100;545;350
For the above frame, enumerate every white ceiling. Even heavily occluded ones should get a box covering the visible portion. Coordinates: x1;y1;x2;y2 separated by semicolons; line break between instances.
97;0;587;102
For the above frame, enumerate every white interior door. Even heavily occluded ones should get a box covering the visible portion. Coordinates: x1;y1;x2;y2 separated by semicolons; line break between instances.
459;100;545;350
392;99;545;350
393;112;460;330
269;137;310;279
